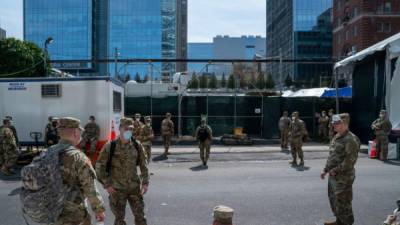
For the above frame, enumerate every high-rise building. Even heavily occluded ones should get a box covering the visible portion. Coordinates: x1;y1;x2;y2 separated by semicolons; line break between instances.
266;0;333;87
187;43;213;74
333;0;400;60
24;0;187;79
0;27;6;39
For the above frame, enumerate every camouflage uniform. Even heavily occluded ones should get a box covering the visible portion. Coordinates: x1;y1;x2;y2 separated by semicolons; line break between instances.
0;126;17;174
139;117;154;164
56;117;105;225
371;111;392;161
96;123;149;225
328;109;336;142
80;121;100;154
195;122;213;165
161;114;174;154
278;113;291;149
324;116;360;225
319;113;330;142
289;113;308;166
133;113;144;138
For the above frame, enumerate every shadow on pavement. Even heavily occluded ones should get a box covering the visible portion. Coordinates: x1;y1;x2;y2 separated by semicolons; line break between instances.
383;160;400;166
9;187;22;196
152;154;168;162
0;166;22;181
281;149;290;155
295;166;311;171
190;165;208;171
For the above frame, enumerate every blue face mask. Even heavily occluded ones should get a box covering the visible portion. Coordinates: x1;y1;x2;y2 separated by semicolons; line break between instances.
123;130;133;141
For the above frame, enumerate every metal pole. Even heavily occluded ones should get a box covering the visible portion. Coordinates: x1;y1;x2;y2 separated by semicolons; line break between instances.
114;47;118;77
335;67;340;113
279;48;283;87
234;64;238;128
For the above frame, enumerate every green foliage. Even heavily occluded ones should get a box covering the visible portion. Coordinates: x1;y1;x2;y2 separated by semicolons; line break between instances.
227;74;236;89
209;74;218;89
0;38;50;77
199;74;208;88
265;73;275;89
134;72;141;83
284;74;293;87
220;73;227;88
248;72;257;89
125;74;131;83
256;73;265;89
188;72;199;89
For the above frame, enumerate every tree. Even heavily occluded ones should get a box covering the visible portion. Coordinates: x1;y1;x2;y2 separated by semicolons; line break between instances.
209;74;218;89
143;74;150;83
199;74;208;88
220;73;227;88
188;72;199;89
265;73;276;89
239;76;247;89
227;74;236;89
0;38;50;78
134;72;141;83
256;73;265;89
284;74;293;87
124;74;131;83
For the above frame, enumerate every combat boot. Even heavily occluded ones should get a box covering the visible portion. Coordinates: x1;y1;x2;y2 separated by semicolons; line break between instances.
299;158;304;166
289;160;297;166
324;220;337;225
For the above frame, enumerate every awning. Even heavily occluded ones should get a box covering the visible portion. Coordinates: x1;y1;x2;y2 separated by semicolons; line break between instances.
335;32;400;69
321;86;352;98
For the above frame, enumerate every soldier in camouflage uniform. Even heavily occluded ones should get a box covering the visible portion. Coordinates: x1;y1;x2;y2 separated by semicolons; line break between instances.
5;116;19;147
139;116;154;164
279;111;291;150
0;118;18;175
79;116;100;155
321;113;360;225
328;109;336;142
371;110;392;161
133;113;144;138
56;117;106;225
161;113;174;155
289;111;308;166
96;117;149;225
195;118;213;166
45;117;60;147
319;111;330;143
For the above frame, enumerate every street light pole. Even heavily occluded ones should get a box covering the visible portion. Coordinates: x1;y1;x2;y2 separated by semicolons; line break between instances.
44;37;53;77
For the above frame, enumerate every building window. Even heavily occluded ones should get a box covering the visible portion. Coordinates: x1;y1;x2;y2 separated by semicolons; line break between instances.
41;84;62;98
384;2;392;13
353;7;358;17
345;30;349;40
113;91;122;112
377;22;392;33
338;34;342;44
353;25;358;36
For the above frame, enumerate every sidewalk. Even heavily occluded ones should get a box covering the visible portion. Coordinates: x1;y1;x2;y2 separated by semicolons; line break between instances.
151;142;369;154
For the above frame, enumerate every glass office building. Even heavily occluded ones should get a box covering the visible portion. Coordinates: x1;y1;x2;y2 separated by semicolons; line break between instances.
24;0;187;79
266;0;332;87
24;0;93;70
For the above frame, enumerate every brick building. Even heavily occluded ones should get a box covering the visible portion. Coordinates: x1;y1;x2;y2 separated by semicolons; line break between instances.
333;0;400;61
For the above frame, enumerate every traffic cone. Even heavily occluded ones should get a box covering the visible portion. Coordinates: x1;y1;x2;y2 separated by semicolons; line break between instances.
111;120;116;140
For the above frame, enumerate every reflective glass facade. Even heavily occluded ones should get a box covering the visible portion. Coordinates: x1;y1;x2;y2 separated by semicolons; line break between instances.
24;0;92;69
266;0;333;86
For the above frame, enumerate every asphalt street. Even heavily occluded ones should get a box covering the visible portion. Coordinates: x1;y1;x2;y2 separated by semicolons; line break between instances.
0;151;399;225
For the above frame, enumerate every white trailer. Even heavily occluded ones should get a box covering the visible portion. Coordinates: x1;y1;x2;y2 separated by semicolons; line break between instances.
0;77;124;146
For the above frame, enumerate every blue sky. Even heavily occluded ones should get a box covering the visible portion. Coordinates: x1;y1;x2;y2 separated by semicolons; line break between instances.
0;0;266;42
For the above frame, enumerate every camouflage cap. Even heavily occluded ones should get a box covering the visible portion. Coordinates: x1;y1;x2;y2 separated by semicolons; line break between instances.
144;116;151;122
120;117;134;127
135;113;141;117
329;109;334;113
58;117;84;130
332;113;350;124
213;205;234;224
380;110;387;114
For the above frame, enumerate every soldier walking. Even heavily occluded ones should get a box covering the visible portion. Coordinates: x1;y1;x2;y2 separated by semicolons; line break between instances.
133;113;144;138
79;116;100;155
195;118;213;166
96;118;149;225
318;111;330;142
279;111;291;150
161;112;174;155
5;116;19;147
0;118;18;175
289;111;308;166
139;116;154;164
321;113;360;225
371;110;392;161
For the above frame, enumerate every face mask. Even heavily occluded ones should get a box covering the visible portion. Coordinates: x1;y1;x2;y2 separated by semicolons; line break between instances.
292;117;296;120
379;114;384;119
123;130;133;141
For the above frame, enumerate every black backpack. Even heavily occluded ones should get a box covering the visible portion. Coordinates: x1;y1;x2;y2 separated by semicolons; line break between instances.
197;127;209;142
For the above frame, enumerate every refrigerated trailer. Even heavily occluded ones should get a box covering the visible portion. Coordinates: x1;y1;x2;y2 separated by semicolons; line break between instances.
0;76;125;147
